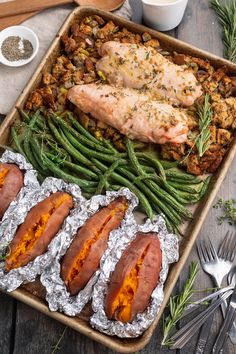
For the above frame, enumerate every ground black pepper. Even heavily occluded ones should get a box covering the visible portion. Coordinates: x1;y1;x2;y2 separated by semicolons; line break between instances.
1;36;33;62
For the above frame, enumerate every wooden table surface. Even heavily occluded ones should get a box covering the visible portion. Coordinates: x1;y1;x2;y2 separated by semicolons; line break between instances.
1;0;236;353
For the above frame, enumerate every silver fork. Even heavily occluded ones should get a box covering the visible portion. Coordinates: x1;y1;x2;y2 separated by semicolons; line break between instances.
197;232;236;288
197;232;236;346
170;232;236;350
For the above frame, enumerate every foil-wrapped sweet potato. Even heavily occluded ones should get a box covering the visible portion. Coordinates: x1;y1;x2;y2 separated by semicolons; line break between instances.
61;197;128;296
0;163;24;220
5;191;73;271
105;232;162;323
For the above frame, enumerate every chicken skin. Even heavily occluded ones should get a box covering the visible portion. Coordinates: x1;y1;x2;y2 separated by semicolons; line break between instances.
68;84;189;144
96;41;202;107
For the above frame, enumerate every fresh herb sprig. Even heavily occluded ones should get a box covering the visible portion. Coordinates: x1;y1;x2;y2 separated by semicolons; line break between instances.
211;0;236;62
51;327;67;354
213;198;236;225
195;94;212;157
162;262;199;346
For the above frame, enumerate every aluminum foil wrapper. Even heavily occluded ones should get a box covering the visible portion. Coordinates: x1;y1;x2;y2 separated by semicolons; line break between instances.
0;150;40;221
0;176;84;292
90;215;179;338
41;188;138;316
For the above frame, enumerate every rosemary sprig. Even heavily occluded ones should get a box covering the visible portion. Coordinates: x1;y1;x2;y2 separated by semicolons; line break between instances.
195;94;212;157
162;262;199;346
211;0;236;62
51;327;67;354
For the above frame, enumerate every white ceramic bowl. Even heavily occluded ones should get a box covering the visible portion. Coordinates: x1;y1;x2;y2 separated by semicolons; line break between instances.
0;26;39;67
142;0;188;32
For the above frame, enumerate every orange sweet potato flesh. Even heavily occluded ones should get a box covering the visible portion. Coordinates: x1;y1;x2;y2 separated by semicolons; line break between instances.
0;163;24;220
105;232;162;323
5;191;73;271
61;196;128;296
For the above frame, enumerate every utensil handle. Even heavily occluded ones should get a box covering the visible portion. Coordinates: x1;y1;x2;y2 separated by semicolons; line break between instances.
212;307;236;354
0;11;39;31
220;297;236;343
0;0;73;18
195;308;215;354
170;291;232;349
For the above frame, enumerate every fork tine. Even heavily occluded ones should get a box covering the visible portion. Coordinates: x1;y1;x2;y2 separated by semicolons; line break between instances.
204;239;214;260
207;238;218;260
227;232;236;261
201;240;209;262
197;242;205;264
229;233;236;261
218;231;230;258
223;232;234;260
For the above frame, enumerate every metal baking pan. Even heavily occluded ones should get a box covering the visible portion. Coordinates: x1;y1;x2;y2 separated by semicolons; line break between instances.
0;6;236;353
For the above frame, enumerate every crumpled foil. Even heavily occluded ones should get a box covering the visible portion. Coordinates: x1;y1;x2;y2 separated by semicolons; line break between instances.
0;150;40;223
90;215;179;338
40;188;138;316
0;176;84;292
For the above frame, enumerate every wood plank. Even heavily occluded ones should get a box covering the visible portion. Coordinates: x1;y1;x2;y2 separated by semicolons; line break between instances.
0;293;16;354
13;301;66;354
177;0;223;56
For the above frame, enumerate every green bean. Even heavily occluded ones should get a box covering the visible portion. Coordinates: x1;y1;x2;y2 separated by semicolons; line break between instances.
126;139;146;176
159;179;197;205
136;152;166;180
61;126;127;163
48;119;99;172
199;176;211;199
59;160;99;180
42;153;98;189
52;114;115;155
11;127;25;156
168;181;199;194
165;170;202;182
31;137;51;174
91;158;153;219
23;112;43;171
109;184;123;191
102;139;118;153
67;113;105;146
18;108;30;123
166;176;203;185
160;160;179;169
119;163;190;219
150;202;174;233
146;179;192;218
117;166;182;225
95;159;121;194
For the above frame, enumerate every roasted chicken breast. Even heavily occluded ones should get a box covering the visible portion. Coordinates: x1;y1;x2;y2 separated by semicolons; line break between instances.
68;84;189;144
96;41;202;107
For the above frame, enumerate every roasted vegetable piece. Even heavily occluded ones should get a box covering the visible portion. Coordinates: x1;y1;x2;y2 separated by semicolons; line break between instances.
0;163;24;220
105;232;162;323
5;192;73;271
61;197;128;296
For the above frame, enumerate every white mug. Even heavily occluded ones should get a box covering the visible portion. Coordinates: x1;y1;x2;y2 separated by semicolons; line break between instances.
142;0;188;32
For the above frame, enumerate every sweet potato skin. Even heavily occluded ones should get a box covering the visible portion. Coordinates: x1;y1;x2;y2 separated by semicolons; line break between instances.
0;163;24;220
5;191;73;271
61;196;128;296
105;232;162;323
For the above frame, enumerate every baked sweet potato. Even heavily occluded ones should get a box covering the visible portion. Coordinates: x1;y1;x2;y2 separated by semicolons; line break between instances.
105;232;162;323
61;196;128;296
0;163;24;220
5;191;73;271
